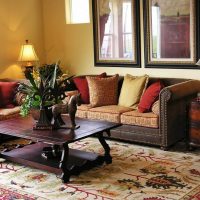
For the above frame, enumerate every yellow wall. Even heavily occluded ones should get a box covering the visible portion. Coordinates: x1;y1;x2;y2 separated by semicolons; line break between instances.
0;0;45;79
0;0;199;79
42;0;200;80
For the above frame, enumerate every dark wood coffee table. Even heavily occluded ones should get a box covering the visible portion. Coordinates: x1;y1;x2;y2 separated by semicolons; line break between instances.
0;116;121;182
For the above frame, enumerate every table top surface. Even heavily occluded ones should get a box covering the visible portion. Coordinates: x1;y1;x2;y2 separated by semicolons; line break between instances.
0;116;121;145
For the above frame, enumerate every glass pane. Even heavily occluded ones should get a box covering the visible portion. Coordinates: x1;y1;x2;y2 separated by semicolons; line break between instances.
123;2;132;33
98;0;134;60
101;35;113;58
123;33;133;58
150;0;192;59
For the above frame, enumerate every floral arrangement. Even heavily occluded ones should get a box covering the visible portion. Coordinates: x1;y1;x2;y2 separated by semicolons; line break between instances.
19;62;72;117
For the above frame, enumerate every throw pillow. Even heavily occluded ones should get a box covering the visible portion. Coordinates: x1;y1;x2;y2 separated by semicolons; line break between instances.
14;91;26;106
86;74;119;107
118;74;149;108
73;78;89;104
138;81;164;113
73;72;107;104
152;100;159;115
0;82;18;108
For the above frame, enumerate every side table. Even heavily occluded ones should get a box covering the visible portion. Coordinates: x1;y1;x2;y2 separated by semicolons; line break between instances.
189;98;200;149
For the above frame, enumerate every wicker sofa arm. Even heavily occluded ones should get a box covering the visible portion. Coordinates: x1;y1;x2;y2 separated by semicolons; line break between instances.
159;79;200;149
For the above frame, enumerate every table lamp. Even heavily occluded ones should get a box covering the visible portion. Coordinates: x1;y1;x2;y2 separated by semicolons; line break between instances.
18;40;39;73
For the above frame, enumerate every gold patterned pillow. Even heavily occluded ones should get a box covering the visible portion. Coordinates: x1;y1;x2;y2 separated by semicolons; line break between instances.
86;75;119;107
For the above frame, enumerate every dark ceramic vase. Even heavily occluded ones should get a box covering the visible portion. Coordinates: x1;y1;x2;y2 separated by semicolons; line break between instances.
30;107;53;122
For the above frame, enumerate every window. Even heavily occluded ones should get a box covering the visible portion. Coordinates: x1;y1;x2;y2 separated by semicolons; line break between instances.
122;2;133;59
151;5;161;59
65;0;90;24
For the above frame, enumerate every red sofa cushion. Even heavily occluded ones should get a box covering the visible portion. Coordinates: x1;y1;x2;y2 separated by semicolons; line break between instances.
0;82;18;108
73;73;107;104
138;81;164;113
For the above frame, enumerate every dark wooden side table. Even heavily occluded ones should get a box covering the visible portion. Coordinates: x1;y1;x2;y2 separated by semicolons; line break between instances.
189;98;200;149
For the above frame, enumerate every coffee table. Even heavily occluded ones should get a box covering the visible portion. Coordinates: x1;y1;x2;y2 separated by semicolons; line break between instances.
0;116;121;182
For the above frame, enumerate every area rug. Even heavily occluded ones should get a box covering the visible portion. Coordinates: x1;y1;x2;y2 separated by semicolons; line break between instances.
0;184;43;200
0;138;200;200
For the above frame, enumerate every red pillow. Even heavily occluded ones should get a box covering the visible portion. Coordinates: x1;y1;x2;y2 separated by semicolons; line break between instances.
0;82;18;108
73;78;89;104
73;73;107;104
138;81;164;113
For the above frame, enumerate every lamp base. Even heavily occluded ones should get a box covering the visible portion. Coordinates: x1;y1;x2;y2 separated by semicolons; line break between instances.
24;66;33;73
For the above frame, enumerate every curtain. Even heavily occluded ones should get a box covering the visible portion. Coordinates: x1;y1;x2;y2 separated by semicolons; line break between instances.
99;0;110;47
100;14;109;47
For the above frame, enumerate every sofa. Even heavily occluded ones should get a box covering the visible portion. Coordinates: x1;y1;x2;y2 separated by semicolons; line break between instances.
0;76;200;150
0;79;26;142
67;74;200;150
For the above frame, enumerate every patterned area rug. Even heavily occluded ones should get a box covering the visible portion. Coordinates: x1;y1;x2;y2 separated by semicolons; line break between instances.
0;184;42;200
0;138;200;200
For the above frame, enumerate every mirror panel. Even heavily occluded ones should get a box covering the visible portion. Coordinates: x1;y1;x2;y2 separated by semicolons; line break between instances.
144;0;200;68
92;0;140;67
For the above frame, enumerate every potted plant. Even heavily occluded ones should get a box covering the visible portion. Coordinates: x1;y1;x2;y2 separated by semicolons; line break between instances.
18;62;73;129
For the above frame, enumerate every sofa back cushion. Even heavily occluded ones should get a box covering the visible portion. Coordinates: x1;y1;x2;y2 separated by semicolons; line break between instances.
138;81;164;113
73;72;107;104
86;74;119;107
0;82;18;108
118;74;149;108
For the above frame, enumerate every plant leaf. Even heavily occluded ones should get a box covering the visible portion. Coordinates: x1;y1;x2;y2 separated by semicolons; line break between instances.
49;61;60;89
24;71;38;91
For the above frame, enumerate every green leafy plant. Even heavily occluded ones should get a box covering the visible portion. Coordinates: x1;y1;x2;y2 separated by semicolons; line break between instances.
19;95;41;117
18;62;72;117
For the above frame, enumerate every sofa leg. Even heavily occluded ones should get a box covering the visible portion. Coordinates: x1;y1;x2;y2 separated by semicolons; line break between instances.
188;145;196;151
160;146;169;151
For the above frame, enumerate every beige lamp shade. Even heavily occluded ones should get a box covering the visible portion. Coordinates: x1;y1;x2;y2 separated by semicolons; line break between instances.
18;40;39;65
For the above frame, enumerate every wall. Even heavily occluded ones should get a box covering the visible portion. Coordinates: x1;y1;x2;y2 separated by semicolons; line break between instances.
42;0;68;72
42;0;200;80
0;0;45;79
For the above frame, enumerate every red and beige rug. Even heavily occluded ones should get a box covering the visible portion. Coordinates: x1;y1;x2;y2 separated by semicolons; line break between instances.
0;138;200;200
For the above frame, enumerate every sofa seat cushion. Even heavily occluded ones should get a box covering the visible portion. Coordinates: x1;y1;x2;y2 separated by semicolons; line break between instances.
0;106;20;121
121;110;159;128
87;105;133;123
76;104;93;118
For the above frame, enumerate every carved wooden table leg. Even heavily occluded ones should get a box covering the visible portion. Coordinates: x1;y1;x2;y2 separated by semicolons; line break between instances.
98;132;112;164
106;130;111;137
59;143;70;183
